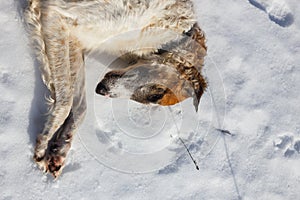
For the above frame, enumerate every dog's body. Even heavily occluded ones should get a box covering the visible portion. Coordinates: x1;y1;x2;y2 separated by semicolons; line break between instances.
25;0;206;177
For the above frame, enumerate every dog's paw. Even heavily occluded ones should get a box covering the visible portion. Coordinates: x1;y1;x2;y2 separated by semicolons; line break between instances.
33;157;48;173
45;153;66;178
33;134;49;167
45;139;72;178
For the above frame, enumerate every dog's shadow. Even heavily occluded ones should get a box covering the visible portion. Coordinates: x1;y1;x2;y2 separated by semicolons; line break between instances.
27;60;49;144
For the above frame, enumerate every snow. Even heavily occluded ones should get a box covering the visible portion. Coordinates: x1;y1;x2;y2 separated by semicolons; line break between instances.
1;0;300;199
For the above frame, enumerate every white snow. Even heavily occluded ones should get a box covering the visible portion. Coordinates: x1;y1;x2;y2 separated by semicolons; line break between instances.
1;0;300;199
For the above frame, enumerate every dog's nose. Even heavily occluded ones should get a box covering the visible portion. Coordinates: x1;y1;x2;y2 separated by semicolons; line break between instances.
96;82;109;95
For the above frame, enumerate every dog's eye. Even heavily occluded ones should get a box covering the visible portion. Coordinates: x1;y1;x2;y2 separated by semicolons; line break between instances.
105;71;123;79
149;84;165;93
147;94;163;103
110;74;122;78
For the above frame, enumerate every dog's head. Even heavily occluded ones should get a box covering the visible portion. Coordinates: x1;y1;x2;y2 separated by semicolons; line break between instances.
96;23;207;111
96;60;194;106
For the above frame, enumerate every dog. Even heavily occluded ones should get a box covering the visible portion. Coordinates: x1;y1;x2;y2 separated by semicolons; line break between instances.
25;0;206;178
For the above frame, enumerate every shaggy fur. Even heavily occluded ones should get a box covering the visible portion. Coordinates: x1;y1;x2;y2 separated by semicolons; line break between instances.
25;0;204;177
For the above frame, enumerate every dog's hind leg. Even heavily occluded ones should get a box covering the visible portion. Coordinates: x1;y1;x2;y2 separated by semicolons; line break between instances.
43;38;87;177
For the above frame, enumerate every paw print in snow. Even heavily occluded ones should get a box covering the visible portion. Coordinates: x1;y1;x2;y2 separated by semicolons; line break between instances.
248;0;294;27
294;140;300;153
273;134;300;157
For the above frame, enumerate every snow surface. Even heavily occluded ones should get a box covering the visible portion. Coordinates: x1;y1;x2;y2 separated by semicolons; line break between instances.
1;0;300;199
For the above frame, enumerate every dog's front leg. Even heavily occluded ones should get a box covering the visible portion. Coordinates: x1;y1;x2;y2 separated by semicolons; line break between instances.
33;11;74;171
43;38;87;178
